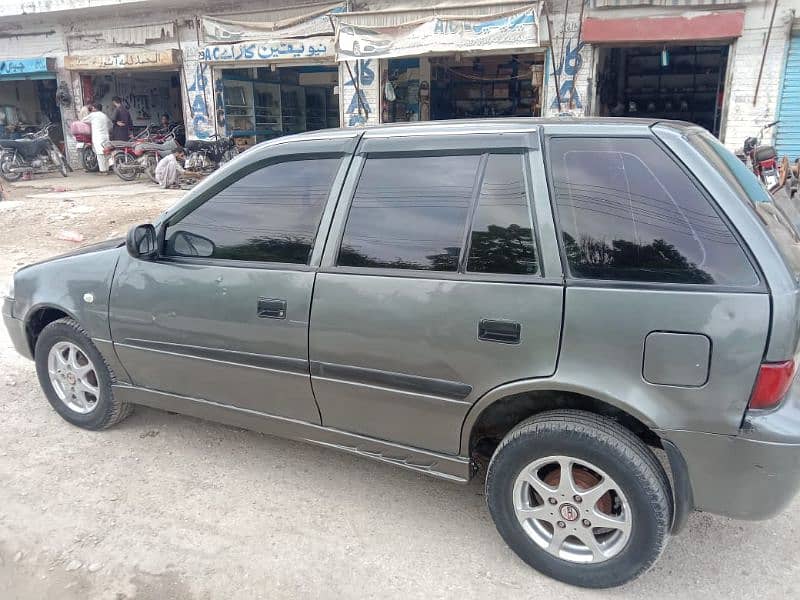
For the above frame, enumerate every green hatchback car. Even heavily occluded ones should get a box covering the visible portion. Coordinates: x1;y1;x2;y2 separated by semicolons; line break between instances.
5;119;800;588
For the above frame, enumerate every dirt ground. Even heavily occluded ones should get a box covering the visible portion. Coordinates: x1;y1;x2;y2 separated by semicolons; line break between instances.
1;173;799;599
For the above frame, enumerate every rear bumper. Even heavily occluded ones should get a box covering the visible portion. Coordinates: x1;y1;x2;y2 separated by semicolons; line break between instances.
657;380;800;521
2;297;32;360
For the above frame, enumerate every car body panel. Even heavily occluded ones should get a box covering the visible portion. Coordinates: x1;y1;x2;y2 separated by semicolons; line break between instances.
109;253;321;423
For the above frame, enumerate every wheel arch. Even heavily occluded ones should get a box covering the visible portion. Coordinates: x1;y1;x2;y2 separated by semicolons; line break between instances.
23;303;79;357
461;380;693;533
460;380;659;458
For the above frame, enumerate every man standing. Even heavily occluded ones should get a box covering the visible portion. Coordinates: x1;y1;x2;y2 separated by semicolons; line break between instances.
110;96;132;141
82;103;112;174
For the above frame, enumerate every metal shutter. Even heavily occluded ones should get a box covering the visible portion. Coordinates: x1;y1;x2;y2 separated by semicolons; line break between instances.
775;33;800;159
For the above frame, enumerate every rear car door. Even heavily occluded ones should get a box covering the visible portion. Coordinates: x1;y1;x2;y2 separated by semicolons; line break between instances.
309;127;564;454
109;135;357;423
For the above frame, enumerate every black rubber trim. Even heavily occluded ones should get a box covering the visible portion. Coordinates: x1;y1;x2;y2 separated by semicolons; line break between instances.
310;360;472;401
119;339;308;374
662;439;694;533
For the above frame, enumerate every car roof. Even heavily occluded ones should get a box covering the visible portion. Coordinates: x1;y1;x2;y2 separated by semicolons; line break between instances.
269;117;697;143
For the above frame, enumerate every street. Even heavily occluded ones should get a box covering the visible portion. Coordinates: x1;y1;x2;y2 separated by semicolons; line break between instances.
0;174;798;600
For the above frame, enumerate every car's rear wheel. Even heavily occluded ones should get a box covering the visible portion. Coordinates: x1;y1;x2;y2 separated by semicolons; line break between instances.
486;410;672;588
34;318;133;430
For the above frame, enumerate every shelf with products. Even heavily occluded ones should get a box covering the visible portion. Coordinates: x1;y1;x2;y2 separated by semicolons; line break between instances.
253;81;282;133
280;85;307;135
304;86;328;131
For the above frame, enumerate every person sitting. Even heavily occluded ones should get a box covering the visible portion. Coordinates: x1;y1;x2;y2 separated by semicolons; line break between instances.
154;147;200;189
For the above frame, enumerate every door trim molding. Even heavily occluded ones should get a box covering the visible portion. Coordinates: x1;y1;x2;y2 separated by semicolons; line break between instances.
114;385;472;483
117;339;309;375
310;360;472;402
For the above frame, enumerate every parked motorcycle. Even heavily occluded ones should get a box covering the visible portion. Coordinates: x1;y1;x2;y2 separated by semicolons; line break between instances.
112;126;181;182
69;120;98;172
738;121;781;191
184;134;238;174
0;123;68;181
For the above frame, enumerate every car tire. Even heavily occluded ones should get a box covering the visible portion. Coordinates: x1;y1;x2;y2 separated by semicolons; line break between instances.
486;409;672;589
34;318;133;430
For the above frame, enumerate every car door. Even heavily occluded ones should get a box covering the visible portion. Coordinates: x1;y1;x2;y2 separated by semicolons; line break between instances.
109;135;357;424
309;127;565;454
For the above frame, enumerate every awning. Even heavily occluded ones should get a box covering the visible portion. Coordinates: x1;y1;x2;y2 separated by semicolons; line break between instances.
64;49;181;71
582;11;745;44
0;57;56;81
334;7;540;61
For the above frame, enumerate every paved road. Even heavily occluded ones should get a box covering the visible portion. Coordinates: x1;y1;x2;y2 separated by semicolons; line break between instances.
1;176;798;599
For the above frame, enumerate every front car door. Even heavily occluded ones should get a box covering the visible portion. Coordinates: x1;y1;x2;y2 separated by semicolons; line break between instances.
109;133;358;423
309;125;565;454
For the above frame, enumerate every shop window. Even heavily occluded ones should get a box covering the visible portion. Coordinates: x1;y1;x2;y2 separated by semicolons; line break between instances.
165;158;341;264
467;154;538;275
383;58;421;123
430;54;544;121
338;155;480;271
549;137;758;286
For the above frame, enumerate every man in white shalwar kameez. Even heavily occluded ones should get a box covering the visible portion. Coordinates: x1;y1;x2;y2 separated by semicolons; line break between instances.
82;104;112;173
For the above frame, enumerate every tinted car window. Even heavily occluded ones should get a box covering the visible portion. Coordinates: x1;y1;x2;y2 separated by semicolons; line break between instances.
549;137;758;286
467;154;537;274
165;158;340;264
689;130;800;282
338;155;480;271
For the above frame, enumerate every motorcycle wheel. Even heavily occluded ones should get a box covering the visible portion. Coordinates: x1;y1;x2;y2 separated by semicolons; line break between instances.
0;152;23;182
53;150;68;177
144;154;158;183
81;147;99;172
113;152;139;182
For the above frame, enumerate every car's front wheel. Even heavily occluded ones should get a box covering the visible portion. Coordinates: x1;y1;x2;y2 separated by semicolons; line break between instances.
486;410;672;588
34;318;133;430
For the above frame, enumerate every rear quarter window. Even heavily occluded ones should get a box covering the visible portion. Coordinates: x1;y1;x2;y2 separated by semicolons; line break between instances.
548;137;759;286
688;130;800;282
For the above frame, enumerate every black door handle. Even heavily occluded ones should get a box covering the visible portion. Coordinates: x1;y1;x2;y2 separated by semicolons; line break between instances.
258;297;286;319
478;319;521;344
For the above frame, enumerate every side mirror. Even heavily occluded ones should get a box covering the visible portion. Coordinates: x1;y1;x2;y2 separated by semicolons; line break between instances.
126;224;158;259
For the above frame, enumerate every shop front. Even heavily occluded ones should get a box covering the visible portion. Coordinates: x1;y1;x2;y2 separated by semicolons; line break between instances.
335;6;545;125
0;58;62;141
584;11;745;137
64;49;184;138
199;9;340;148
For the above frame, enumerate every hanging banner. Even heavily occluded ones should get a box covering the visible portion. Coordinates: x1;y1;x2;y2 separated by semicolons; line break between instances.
202;3;344;43
335;7;539;61
201;37;334;63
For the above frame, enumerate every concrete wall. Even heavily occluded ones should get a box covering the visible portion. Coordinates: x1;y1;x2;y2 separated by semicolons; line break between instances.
723;1;797;148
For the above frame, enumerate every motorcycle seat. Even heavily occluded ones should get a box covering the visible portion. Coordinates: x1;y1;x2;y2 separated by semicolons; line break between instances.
754;145;777;162
104;140;136;150
0;139;50;160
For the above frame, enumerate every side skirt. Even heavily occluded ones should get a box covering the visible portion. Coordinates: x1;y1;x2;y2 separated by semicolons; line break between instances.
114;385;471;483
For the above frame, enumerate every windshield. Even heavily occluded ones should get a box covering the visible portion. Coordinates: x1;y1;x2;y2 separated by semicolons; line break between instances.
688;130;800;282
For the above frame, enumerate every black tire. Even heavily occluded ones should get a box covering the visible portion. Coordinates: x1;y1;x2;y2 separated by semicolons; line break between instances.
144;153;158;183
486;410;672;589
0;151;23;182
113;151;139;181
53;149;68;177
34;318;133;430
81;146;98;172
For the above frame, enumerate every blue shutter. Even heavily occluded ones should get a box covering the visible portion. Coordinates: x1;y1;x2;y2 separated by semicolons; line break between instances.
776;33;800;158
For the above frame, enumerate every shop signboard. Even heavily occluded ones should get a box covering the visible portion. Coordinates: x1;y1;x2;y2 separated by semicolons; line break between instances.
0;57;54;79
64;49;180;71
201;37;334;63
335;7;539;61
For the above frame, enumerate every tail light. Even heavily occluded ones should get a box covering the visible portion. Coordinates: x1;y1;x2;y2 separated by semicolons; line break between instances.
749;360;797;410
